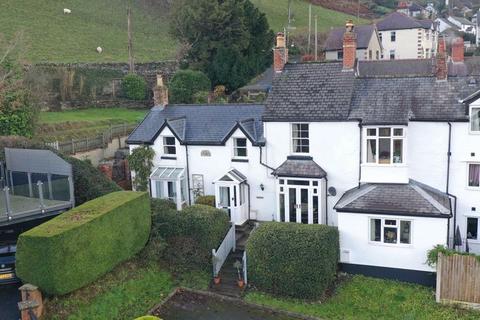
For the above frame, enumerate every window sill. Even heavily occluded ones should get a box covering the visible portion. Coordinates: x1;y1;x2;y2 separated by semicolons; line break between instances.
161;156;177;160
232;158;249;163
368;241;413;249
466;186;480;191
361;163;407;168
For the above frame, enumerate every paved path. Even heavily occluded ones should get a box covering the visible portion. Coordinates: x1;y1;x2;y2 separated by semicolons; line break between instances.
0;284;20;320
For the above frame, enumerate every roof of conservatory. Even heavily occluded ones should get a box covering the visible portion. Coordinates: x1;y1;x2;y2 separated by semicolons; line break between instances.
150;167;185;180
334;180;451;218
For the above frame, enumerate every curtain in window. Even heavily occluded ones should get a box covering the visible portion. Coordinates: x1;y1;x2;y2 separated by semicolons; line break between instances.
367;140;376;163
472;108;480;131
469;164;480;187
219;187;230;207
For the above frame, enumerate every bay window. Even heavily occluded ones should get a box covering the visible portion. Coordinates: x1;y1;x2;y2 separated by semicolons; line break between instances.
468;163;480;188
471;107;480;132
370;218;411;245
292;123;309;154
365;127;405;165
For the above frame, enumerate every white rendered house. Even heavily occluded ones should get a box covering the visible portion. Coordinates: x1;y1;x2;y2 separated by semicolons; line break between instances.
128;30;480;286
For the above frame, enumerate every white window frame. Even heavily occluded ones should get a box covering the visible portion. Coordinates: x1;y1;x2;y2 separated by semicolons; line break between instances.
469;105;480;134
233;137;248;158
291;123;310;154
163;136;176;155
368;217;413;247
363;126;406;166
390;31;396;42
467;162;480;190
466;216;479;242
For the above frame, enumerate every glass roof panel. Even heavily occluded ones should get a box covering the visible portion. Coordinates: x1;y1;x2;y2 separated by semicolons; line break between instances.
151;167;185;180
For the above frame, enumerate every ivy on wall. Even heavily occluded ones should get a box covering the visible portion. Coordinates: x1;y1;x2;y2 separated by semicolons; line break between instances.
127;145;155;192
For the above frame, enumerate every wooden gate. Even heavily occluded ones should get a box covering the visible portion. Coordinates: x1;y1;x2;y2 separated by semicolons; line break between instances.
436;253;480;308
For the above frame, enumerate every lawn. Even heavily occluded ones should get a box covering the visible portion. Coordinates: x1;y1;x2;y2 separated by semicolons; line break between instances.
36;107;148;142
44;259;210;320
246;275;480;320
0;0;176;63
251;0;370;34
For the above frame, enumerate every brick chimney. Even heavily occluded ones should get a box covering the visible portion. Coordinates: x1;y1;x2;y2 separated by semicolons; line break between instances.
274;32;288;73
436;37;447;81
451;37;464;63
153;74;169;107
343;20;357;70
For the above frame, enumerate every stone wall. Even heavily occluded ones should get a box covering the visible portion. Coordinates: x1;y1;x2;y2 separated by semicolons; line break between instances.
25;61;178;110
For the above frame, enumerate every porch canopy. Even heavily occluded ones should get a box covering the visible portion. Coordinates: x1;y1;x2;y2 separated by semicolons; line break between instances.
150;167;187;210
214;169;249;225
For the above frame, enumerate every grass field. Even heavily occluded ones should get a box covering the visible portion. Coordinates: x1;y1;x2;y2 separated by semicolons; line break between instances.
246;275;480;320
0;0;176;63
36;107;148;141
0;0;366;63
251;0;369;34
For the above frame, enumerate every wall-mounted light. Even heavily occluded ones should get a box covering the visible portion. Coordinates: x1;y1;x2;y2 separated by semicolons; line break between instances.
260;184;265;191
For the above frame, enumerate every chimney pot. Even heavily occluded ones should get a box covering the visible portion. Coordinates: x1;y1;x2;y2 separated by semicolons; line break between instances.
452;37;464;63
343;20;357;70
274;32;288;73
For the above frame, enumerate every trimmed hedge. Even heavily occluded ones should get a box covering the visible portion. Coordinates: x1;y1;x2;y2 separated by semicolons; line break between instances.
16;191;151;295
194;195;215;207
151;200;230;269
246;222;339;299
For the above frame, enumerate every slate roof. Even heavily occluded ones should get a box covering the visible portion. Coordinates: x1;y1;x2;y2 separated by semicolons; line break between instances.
127;104;265;145
324;25;376;51
358;59;435;77
273;156;327;179
450;16;474;26
263;62;355;122
335;180;451;217
377;12;433;31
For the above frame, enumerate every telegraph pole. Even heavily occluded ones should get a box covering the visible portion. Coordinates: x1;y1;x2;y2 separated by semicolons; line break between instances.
308;4;312;54
127;6;135;73
315;15;318;61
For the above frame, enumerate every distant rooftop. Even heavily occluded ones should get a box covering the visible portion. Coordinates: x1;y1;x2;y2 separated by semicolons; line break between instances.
377;12;433;31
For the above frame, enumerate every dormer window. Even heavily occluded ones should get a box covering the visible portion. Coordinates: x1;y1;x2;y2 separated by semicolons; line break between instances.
233;138;248;158
365;127;405;165
292;123;309;154
163;137;176;155
471;106;480;132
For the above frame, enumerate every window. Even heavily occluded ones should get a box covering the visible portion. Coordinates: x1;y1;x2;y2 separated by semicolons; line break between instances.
375;50;379;60
467;217;478;240
292;123;309;153
471;107;480;132
379;32;382;42
390;31;396;42
370;218;411;245
469;164;480;187
389;50;395;60
163;137;176;155
369;50;373;60
337;51;343;60
233;138;247;157
426;48;430;58
365;127;405;165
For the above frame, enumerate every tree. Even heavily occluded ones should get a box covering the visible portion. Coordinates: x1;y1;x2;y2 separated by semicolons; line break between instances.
169;69;211;104
127;145;155;192
170;0;273;92
0;32;37;137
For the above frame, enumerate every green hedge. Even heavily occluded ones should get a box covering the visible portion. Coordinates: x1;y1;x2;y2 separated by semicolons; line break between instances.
246;222;339;299
151;200;230;269
195;195;215;207
16;191;151;295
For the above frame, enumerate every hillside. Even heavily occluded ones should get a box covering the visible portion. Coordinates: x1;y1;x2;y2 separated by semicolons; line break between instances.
0;0;176;63
0;0;367;63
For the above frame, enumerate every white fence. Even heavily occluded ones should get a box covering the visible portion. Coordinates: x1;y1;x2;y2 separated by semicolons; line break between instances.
242;251;247;285
212;223;236;277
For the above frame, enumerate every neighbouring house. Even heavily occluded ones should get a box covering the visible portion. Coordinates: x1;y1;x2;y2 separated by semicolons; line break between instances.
397;1;428;18
425;3;437;17
436;17;462;33
128;28;480;286
377;12;438;60
324;24;382;61
447;16;476;35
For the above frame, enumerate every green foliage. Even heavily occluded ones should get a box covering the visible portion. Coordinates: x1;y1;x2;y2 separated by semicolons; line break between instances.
150;200;230;270
128;145;155;191
246;275;480;320
192;90;209;104
170;0;274;91
426;245;480;267
122;74;147;100
134;316;162;320
169;69;211;104
16;191;151;295
247;222;339;299
195;195;215;207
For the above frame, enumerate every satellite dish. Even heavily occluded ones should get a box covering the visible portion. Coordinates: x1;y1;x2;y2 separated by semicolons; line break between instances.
328;187;337;197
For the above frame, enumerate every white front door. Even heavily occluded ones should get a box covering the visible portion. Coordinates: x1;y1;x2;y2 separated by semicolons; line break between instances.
215;182;248;225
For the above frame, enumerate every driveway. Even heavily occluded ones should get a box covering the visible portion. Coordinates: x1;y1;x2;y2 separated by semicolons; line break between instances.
0;284;20;320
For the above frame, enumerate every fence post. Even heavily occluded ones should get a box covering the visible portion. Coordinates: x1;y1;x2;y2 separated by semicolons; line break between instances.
212;249;217;277
37;181;45;211
436;253;442;303
232;222;236;252
3;187;12;221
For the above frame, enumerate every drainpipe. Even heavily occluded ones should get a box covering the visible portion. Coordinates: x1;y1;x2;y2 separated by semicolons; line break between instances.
325;176;329;226
185;144;192;205
245;182;251;221
445;122;457;248
358;122;362;188
259;146;276;172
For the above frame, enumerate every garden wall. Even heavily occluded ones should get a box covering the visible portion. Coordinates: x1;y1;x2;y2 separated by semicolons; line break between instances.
25;61;178;110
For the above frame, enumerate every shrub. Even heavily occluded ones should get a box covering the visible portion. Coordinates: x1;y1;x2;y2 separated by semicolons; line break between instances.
246;222;339;299
16;191;151;295
135;317;161;320
195;195;215;207
150;201;230;270
427;245;480;267
122;74;147;100
169;70;211;104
